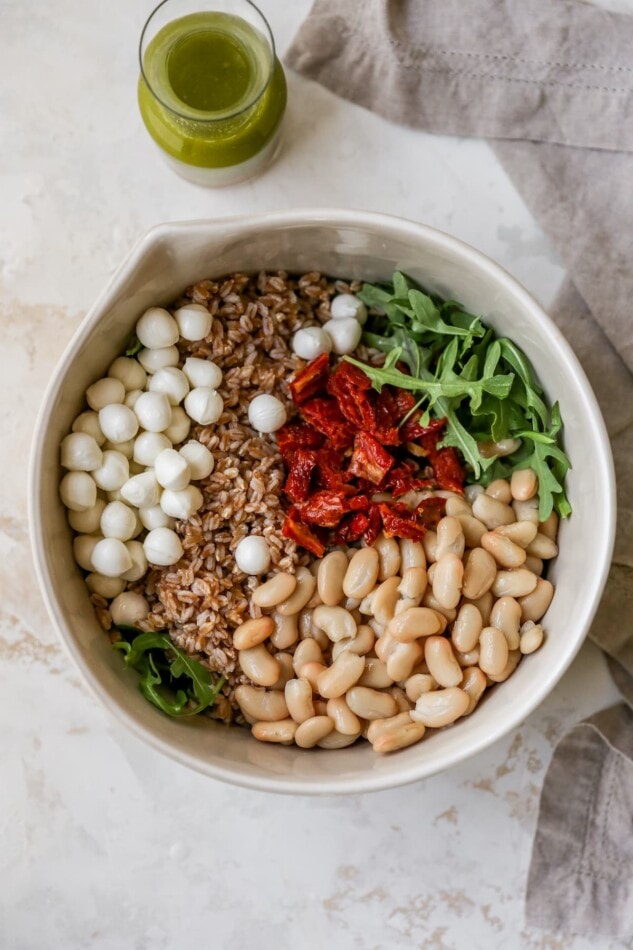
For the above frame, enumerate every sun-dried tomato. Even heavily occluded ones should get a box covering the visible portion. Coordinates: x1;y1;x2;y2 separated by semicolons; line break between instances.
363;504;383;546
378;503;427;541
416;496;446;527
347;432;395;484
299;397;354;450
333;512;371;545
295;490;351;527
282;509;325;557
327;361;375;430
289;352;330;405
373;387;417;445
387;463;436;499
312;447;353;493
284;448;318;504
400;414;446;444
276;423;324;465
431;446;465;493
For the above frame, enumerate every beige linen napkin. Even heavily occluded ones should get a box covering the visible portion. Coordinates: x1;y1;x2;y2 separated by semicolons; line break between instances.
287;0;633;937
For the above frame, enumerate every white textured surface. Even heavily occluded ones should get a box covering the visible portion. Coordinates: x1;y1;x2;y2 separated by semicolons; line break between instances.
0;1;624;947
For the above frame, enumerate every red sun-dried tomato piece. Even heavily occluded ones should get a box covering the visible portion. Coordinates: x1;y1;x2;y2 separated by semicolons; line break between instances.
289;352;330;405
400;414;446;444
312;447;354;493
295;490;351;527
284;448;318;504
363;504;383;546
282;510;326;557
327;361;376;430
276;423;324;465
378;503;427;541
333;512;371;545
416;496;446;527
373;387;417;445
386;464;436;499
431;446;465;493
299;398;354;450
347;432;395;484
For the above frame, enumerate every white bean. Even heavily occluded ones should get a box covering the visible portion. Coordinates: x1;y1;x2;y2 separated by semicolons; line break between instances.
411;687;469;727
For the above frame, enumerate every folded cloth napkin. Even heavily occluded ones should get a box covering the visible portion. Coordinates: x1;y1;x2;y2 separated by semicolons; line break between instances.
287;0;633;937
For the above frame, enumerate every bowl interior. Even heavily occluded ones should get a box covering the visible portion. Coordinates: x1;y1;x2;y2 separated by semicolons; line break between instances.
30;211;615;794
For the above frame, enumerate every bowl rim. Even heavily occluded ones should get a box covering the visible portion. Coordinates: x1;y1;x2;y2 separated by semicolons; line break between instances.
28;208;616;794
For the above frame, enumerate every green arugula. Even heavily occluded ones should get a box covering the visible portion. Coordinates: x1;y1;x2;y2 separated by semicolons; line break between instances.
125;334;143;357
113;626;225;718
350;272;572;519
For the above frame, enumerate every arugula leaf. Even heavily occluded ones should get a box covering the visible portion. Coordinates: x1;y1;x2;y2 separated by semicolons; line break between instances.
125;334;143;357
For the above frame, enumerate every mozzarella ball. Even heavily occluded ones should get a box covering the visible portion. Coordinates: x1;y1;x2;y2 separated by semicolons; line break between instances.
110;591;150;626
86;377;126;411
182;357;222;390
292;326;332;361
179;441;214;480
160;485;203;520
60;471;97;511
73;535;102;572
133;431;172;467
137;345;179;374
85;573;126;598
134;391;172;433
148;367;189;406
120;471;161;509
330;293;368;325
92;450;129;492
136;307;179;349
323;317;362;356
98;404;139;444
154;448;191;491
143;527;183;567
72;411;105;446
91;537;133;577
174;303;212;341
248;394;287;434
234;536;271;575
139;505;175;531
164;406;191;444
60;432;103;472
184;388;223;426
124;389;143;410
103;439;134;460
108;356;147;392
122;541;148;582
68;497;106;534
100;501;137;541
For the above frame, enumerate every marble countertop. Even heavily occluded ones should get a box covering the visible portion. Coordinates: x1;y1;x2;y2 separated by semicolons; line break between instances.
1;2;625;947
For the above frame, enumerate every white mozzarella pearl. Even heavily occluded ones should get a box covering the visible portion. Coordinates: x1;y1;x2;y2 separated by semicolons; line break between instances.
178;441;214;480
163;406;191;444
68;498;106;534
148;366;190;406
184;388;223;425
92;450;130;492
138;505;175;531
73;535;102;572
122;541;148;582
107;356;147;392
72;411;106;446
120;471;161;509
292;326;332;360
85;377;126;411
330;293;368;325
159;485;203;520
98;404;139;443
124;389;143;410
60;471;97;511
85;573;126;598
110;591;150;625
143;527;183;566
182;357;222;390
133;431;172;466
102;439;135;460
135;307;179;349
137;346;179;374
91;537;133;577
154;448;191;491
100;501;138;541
60;432;103;471
134;391;172;432
247;394;287;434
174;303;212;341
323;318;363;355
234;536;271;575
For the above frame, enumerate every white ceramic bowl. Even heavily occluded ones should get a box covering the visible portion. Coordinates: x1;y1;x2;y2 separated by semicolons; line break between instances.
29;210;615;795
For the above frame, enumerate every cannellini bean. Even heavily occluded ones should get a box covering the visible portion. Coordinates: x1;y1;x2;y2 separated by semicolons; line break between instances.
301;663;329;692
270;611;299;651
387;606;442;642
436;517;466;560
317;730;361;749
159;484;206;519
374;632;397;662
68;497;106;534
451;603;483;653
295;716;335;748
86;377;125;411
398;566;428;602
481;530;527;569
512;497;540;525
386;640;424;682
91;537;133;577
472;493;515;529
371;576;402;625
463;591;493;626
540;510;559;541
511;468;538;501
526;533;559;559
85;573;125;598
464;483;485;503
233;616;275;650
461;667;487;715
326;697;362;735
405;673;438;702
284;679;315;724
422;530;438;563
490;596;522;650
252;572;297;608
456;515;487;547
298;608;316;639
238;644;280;687
478;437;522;458
346;686;398;721
110;591;149;626
312;605;357;642
332;624;375;658
72;411;105;446
424;636;463;688
368;712;426;751
358;657;394;689
143;527;183;566
122;540;147;582
317;550;348;606
235;685;289;722
525;555;544;576
373;533;401;580
399;539;426;571
276;567;316;616
272;653;298;692
317;652;365;699
60;432;103;472
518;578;554;622
292;638;323;675
492;568;538;598
411;687;470;727
487;649;522;683
92;451;129;492
495;521;538;548
462;547;497;600
478;626;509;677
343;548;380;599
432;554;463;610
390;685;413;713
520;623;545;654
251;719;297;744
444;495;471;517
421;589;457;623
455;647;480;668
485;479;512;504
